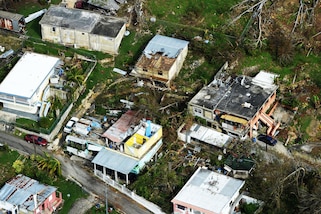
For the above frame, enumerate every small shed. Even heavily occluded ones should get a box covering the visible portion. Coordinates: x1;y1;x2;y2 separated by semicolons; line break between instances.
224;155;255;179
0;10;25;33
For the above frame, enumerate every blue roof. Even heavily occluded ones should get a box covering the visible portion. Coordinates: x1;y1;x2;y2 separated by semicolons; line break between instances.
92;148;139;175
0;174;57;211
143;35;189;58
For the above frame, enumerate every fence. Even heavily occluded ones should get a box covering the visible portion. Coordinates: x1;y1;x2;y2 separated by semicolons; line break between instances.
95;171;166;214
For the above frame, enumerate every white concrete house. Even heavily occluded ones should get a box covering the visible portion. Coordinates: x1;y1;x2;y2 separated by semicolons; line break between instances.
0;52;62;117
39;5;126;54
172;167;245;214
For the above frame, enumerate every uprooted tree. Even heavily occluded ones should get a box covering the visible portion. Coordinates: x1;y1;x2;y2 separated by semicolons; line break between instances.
229;0;321;55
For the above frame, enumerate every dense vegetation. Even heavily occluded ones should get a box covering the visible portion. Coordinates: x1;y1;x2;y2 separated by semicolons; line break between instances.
2;0;321;213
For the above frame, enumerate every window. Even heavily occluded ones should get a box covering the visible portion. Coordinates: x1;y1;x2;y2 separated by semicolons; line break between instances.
52;27;56;32
143;67;148;72
158;70;163;75
177;204;185;210
193;107;203;116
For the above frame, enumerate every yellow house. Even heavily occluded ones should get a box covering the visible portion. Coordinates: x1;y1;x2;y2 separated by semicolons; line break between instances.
124;120;162;158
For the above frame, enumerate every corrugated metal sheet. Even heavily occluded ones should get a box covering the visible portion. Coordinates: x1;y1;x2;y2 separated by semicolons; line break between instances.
0;11;24;21
143;35;189;59
102;110;139;143
92;148;138;175
0;174;57;211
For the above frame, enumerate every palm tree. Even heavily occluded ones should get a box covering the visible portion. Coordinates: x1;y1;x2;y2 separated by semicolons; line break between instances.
36;153;62;177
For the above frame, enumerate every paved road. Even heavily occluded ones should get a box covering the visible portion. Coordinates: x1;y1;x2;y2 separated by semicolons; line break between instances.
0;131;152;214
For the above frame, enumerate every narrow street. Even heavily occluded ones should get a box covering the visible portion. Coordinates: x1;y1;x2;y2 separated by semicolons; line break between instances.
0;131;152;214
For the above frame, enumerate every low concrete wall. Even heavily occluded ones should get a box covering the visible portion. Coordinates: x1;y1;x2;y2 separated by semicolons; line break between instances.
95;171;166;214
15;103;73;142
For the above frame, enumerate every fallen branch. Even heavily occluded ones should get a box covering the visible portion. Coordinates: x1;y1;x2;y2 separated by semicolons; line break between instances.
311;31;321;38
292;0;307;33
229;0;268;25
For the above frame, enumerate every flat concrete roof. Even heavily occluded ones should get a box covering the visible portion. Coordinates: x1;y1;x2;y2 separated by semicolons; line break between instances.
39;5;125;37
189;70;278;120
0;52;60;99
172;167;245;213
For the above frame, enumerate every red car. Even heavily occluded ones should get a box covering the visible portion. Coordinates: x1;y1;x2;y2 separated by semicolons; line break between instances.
24;134;48;146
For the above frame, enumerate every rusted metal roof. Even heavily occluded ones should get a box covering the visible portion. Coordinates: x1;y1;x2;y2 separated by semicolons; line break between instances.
102;110;140;143
0;10;24;21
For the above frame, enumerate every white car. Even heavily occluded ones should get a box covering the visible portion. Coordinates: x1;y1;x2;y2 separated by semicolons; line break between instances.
63;117;79;133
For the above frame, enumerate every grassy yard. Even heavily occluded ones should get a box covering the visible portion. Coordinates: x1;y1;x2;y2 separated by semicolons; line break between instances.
53;179;88;214
145;0;240;29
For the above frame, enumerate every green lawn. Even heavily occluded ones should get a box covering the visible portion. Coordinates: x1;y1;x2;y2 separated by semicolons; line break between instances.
53;179;88;214
145;0;240;29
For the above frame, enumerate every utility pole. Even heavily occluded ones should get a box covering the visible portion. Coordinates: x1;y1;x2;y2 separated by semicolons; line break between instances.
105;186;108;214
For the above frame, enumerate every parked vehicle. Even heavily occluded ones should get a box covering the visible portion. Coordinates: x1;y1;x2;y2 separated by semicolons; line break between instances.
65;135;103;160
63;117;79;133
24;134;48;146
257;134;277;146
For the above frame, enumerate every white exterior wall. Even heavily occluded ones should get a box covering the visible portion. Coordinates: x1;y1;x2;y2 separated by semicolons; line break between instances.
221;189;243;214
74;31;90;49
111;23;126;54
41;23;125;54
168;46;188;81
41;24;62;43
60;28;75;46
1;67;55;114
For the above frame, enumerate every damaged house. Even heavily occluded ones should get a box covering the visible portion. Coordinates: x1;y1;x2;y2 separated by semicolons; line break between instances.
188;62;280;139
131;35;189;87
39;5;126;54
92;110;163;184
0;174;63;214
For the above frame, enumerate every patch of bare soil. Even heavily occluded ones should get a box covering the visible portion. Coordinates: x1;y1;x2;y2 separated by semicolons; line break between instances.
0;34;23;51
306;117;321;139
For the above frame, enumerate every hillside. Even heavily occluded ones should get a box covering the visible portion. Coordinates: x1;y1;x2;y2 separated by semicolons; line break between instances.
1;0;321;213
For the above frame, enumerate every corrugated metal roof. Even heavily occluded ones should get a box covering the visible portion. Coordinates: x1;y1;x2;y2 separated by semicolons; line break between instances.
102;110;139;143
92;148;138;175
171;167;244;213
0;10;24;21
144;35;189;59
0;174;57;211
189;123;232;148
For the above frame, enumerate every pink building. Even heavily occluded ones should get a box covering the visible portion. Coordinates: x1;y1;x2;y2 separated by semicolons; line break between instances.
172;167;245;214
188;62;280;139
0;174;63;214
